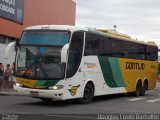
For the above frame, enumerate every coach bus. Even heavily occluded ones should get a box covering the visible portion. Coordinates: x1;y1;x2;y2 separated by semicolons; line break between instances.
5;25;158;103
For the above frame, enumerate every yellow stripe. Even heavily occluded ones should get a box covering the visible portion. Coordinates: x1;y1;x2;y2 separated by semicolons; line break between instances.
16;77;46;89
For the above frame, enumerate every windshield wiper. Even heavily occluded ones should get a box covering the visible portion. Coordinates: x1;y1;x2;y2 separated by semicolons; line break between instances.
22;63;35;77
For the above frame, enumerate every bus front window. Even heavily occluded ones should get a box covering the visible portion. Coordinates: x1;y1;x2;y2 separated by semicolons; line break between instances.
15;30;70;80
15;46;65;79
20;30;70;46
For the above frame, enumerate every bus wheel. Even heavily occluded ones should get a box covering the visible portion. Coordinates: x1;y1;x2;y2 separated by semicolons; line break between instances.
40;98;53;103
78;83;94;104
135;81;142;97
140;81;148;96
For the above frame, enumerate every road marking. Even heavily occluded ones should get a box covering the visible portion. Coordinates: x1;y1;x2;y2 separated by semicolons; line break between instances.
147;98;160;103
127;97;146;101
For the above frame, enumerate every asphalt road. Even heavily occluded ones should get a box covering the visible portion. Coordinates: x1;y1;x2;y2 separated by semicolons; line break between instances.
0;82;160;120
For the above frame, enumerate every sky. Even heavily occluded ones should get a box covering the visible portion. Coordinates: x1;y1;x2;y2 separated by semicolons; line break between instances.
75;0;160;46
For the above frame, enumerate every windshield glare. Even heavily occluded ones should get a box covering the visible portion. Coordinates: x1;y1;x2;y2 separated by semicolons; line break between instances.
15;46;65;79
20;30;70;46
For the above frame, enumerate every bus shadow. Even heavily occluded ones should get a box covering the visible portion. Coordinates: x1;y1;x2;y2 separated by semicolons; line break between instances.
92;93;127;103
19;98;79;107
20;94;128;107
92;92;154;103
18;92;154;107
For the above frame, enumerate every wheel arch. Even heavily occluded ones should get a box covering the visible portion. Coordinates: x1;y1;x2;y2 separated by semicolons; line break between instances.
143;78;149;90
81;79;95;97
135;78;142;90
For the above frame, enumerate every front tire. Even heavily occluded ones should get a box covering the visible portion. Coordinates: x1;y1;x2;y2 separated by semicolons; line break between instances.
78;84;94;104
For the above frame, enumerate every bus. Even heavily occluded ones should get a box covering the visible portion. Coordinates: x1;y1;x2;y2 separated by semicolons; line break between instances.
5;25;158;104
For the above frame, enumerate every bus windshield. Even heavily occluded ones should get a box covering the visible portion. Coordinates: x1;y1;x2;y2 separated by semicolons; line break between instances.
20;30;70;46
15;30;70;80
15;46;66;80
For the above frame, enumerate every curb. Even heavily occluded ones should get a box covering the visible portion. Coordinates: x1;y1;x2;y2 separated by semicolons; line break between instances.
0;91;16;96
0;91;23;96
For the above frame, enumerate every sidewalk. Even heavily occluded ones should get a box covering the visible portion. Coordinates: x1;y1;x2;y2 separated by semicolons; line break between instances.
0;80;16;96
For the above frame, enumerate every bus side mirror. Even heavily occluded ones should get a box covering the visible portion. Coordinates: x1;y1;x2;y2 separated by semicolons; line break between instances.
5;42;16;59
61;44;69;63
16;40;20;47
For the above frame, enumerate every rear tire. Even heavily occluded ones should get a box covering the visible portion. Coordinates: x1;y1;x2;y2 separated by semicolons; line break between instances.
78;83;94;104
135;81;142;97
140;81;148;96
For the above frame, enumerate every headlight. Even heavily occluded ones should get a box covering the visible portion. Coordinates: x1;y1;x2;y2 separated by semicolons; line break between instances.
15;83;23;87
49;85;64;90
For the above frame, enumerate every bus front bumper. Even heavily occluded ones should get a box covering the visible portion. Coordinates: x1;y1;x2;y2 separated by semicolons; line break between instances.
13;85;65;100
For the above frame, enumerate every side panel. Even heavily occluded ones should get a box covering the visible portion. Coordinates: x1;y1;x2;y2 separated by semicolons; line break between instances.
65;72;85;99
98;56;125;88
64;56;126;100
81;56;126;96
119;58;157;91
72;56;157;98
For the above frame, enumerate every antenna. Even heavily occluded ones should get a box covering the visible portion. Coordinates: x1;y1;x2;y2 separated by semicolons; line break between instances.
114;25;117;31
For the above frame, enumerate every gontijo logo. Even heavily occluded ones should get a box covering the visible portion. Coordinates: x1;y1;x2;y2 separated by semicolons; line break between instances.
126;62;145;70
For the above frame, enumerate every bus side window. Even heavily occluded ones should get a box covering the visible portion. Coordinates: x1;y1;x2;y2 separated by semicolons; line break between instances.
84;33;101;56
146;46;158;61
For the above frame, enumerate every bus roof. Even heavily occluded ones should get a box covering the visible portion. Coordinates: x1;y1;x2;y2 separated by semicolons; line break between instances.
95;29;157;47
25;25;88;32
24;25;157;47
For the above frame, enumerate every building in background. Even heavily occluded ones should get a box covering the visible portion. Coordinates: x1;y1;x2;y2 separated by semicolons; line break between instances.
0;0;76;66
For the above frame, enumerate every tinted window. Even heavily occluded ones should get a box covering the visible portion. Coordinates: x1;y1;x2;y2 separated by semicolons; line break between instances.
84;33;101;56
21;31;70;46
66;32;84;78
110;38;124;58
84;32;158;61
146;46;158;60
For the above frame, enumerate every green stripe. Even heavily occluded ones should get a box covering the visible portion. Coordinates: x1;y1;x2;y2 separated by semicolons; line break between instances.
36;80;59;87
108;57;125;87
36;80;47;86
98;56;125;88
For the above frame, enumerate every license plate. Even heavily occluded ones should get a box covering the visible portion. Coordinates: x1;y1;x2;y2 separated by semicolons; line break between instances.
30;91;38;96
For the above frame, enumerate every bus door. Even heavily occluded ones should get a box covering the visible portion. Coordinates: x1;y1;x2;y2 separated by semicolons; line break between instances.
65;31;85;98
